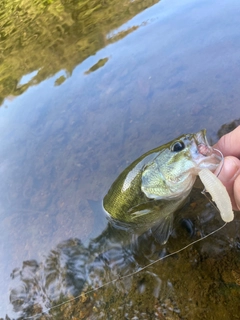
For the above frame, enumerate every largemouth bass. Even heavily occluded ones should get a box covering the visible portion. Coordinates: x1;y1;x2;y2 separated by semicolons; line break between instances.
103;129;221;244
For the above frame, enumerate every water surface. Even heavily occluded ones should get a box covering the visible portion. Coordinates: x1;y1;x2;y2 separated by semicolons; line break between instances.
1;0;240;319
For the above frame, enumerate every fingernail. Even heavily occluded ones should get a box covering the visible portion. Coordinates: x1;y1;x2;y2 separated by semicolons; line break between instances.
234;174;240;211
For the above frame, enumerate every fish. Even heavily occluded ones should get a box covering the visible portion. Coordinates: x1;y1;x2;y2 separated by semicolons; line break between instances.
103;129;221;244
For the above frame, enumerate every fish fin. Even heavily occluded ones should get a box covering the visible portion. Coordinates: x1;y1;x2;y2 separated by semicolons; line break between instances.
127;200;158;219
150;214;174;244
127;201;176;244
131;208;152;218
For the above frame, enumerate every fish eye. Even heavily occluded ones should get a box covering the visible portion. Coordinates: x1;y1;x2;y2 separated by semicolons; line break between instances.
172;141;185;152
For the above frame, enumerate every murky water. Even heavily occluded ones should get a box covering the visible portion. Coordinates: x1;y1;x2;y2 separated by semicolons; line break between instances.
1;0;240;319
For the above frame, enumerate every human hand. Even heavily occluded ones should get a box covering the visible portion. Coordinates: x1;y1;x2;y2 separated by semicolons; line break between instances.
213;125;240;211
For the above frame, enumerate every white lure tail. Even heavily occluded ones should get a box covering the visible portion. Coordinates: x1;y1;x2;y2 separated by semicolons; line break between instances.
198;168;234;222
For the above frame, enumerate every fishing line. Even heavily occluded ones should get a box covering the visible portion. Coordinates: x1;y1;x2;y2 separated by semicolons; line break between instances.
201;148;224;208
25;222;227;319
213;148;224;177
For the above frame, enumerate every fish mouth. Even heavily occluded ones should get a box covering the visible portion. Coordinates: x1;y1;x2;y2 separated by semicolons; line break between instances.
193;129;222;170
195;129;212;156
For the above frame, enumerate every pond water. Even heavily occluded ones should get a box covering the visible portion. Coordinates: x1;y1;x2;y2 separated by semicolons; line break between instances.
1;0;240;319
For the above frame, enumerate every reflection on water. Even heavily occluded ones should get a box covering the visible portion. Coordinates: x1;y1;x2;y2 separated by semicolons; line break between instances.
0;0;158;105
85;57;109;75
1;0;240;318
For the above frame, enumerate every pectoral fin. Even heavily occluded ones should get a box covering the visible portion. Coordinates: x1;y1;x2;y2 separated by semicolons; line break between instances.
127;200;175;244
127;200;161;222
150;214;174;244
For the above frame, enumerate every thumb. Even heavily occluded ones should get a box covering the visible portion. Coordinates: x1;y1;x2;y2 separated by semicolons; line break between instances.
216;156;240;211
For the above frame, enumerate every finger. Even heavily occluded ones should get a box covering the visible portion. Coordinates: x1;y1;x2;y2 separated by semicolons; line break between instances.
234;174;240;211
213;125;240;158
216;156;240;211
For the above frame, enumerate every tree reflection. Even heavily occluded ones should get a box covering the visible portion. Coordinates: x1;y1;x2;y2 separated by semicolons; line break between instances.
0;0;159;106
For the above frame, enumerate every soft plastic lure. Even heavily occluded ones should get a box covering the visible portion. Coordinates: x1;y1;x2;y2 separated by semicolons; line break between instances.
199;168;234;222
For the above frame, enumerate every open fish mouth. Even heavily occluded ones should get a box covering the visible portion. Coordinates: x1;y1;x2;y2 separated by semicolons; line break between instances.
195;129;212;156
198;143;212;156
193;129;222;169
